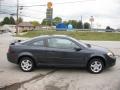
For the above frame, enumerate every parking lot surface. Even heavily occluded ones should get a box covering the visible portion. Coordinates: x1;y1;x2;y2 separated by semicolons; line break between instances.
0;33;120;90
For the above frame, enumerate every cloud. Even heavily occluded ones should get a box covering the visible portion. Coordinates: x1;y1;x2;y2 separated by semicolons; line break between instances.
0;0;120;28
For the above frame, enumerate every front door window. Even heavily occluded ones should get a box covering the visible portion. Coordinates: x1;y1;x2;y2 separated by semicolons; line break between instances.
48;38;79;49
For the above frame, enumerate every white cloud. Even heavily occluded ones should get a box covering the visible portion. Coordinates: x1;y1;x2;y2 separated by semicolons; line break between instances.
0;0;120;29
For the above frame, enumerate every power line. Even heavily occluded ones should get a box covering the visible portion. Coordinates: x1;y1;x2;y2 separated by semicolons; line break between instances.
0;10;44;19
0;9;16;15
0;4;16;7
0;0;96;15
1;8;16;11
20;4;46;7
22;10;46;14
0;0;96;20
0;7;46;16
0;11;9;14
20;0;95;7
19;14;44;20
0;10;14;14
0;0;95;7
55;0;95;5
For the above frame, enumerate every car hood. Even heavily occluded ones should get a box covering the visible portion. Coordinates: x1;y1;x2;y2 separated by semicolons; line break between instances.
89;44;109;53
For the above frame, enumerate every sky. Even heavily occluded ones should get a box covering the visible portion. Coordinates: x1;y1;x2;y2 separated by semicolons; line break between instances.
0;0;120;29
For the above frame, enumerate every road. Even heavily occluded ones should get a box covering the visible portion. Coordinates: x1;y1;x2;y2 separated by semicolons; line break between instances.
0;33;120;90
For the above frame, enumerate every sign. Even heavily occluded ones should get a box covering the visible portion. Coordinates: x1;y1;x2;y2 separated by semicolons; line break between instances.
89;16;94;22
46;2;53;20
46;8;53;20
47;2;52;9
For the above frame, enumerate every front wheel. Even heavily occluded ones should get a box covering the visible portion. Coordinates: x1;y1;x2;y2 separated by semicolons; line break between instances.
19;57;34;72
88;58;104;74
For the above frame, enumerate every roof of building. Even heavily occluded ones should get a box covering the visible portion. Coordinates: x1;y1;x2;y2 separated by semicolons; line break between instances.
18;22;34;27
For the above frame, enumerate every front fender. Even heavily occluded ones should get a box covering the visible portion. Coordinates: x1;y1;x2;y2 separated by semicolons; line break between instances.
84;53;106;67
89;53;106;60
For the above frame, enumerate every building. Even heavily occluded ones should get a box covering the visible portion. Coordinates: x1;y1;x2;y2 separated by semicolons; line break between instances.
18;22;35;32
0;24;16;33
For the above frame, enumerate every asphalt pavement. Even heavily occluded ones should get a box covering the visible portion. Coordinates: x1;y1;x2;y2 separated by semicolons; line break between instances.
0;33;120;90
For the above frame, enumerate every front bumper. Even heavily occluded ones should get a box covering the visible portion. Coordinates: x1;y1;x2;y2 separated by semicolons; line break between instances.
105;55;116;68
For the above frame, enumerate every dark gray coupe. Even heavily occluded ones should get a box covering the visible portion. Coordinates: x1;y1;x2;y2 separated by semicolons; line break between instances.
7;35;116;74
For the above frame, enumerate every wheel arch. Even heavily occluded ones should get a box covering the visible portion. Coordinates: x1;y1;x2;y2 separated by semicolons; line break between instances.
18;55;36;66
87;56;106;67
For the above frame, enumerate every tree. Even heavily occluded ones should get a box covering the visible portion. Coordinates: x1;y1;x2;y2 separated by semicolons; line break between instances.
31;21;40;26
9;16;15;25
106;26;111;29
63;20;83;29
68;20;78;28
2;17;10;25
63;21;69;25
41;19;52;26
18;17;23;24
76;21;83;29
53;17;62;25
84;22;90;29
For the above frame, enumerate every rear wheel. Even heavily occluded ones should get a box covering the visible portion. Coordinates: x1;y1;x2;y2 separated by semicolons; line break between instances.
88;58;104;74
19;57;35;72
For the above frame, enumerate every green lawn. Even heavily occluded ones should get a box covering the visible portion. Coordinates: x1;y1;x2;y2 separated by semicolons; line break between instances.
18;30;120;41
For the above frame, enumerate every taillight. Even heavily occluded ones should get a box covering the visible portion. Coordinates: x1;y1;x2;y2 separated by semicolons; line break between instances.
8;47;14;53
8;47;11;53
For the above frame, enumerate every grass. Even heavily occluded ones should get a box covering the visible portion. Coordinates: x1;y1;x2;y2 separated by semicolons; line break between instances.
18;30;120;41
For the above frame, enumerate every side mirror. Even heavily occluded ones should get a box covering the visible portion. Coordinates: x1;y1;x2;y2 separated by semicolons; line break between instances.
74;47;81;51
18;40;22;42
86;44;91;47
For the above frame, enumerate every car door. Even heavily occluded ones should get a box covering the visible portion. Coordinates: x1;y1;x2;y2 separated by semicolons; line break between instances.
45;37;85;66
27;39;47;64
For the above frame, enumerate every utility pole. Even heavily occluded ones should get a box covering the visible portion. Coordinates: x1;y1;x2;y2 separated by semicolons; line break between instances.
81;16;82;22
0;0;1;11
81;16;83;29
16;0;19;35
0;0;3;14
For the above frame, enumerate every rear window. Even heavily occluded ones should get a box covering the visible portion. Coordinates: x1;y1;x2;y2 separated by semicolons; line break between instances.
29;40;44;47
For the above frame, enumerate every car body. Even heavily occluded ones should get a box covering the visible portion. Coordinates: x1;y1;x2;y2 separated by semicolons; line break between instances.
7;35;116;73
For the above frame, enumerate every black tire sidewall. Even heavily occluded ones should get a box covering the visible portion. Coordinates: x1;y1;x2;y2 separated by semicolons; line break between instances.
88;58;104;74
19;57;34;72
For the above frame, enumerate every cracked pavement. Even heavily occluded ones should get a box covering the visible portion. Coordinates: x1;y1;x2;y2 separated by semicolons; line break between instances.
0;33;120;90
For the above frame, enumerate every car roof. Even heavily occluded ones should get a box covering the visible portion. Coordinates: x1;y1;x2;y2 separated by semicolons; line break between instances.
20;35;88;49
31;35;88;49
20;35;70;44
34;35;69;39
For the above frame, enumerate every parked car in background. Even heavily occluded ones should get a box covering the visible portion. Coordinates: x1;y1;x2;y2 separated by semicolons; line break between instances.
7;35;116;74
116;29;120;32
105;29;115;32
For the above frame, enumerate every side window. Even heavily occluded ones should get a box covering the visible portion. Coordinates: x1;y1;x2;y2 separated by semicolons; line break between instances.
31;40;44;47
48;38;79;49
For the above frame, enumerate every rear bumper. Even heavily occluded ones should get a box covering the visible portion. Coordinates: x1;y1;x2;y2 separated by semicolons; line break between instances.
7;53;18;64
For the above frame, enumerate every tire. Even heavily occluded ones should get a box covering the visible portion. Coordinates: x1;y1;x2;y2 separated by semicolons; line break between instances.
87;58;104;74
19;57;35;72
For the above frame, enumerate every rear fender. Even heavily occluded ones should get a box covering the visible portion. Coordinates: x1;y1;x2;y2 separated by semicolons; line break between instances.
18;52;37;64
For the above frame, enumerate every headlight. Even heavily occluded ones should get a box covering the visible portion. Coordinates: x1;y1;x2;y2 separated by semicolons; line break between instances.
107;52;114;58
